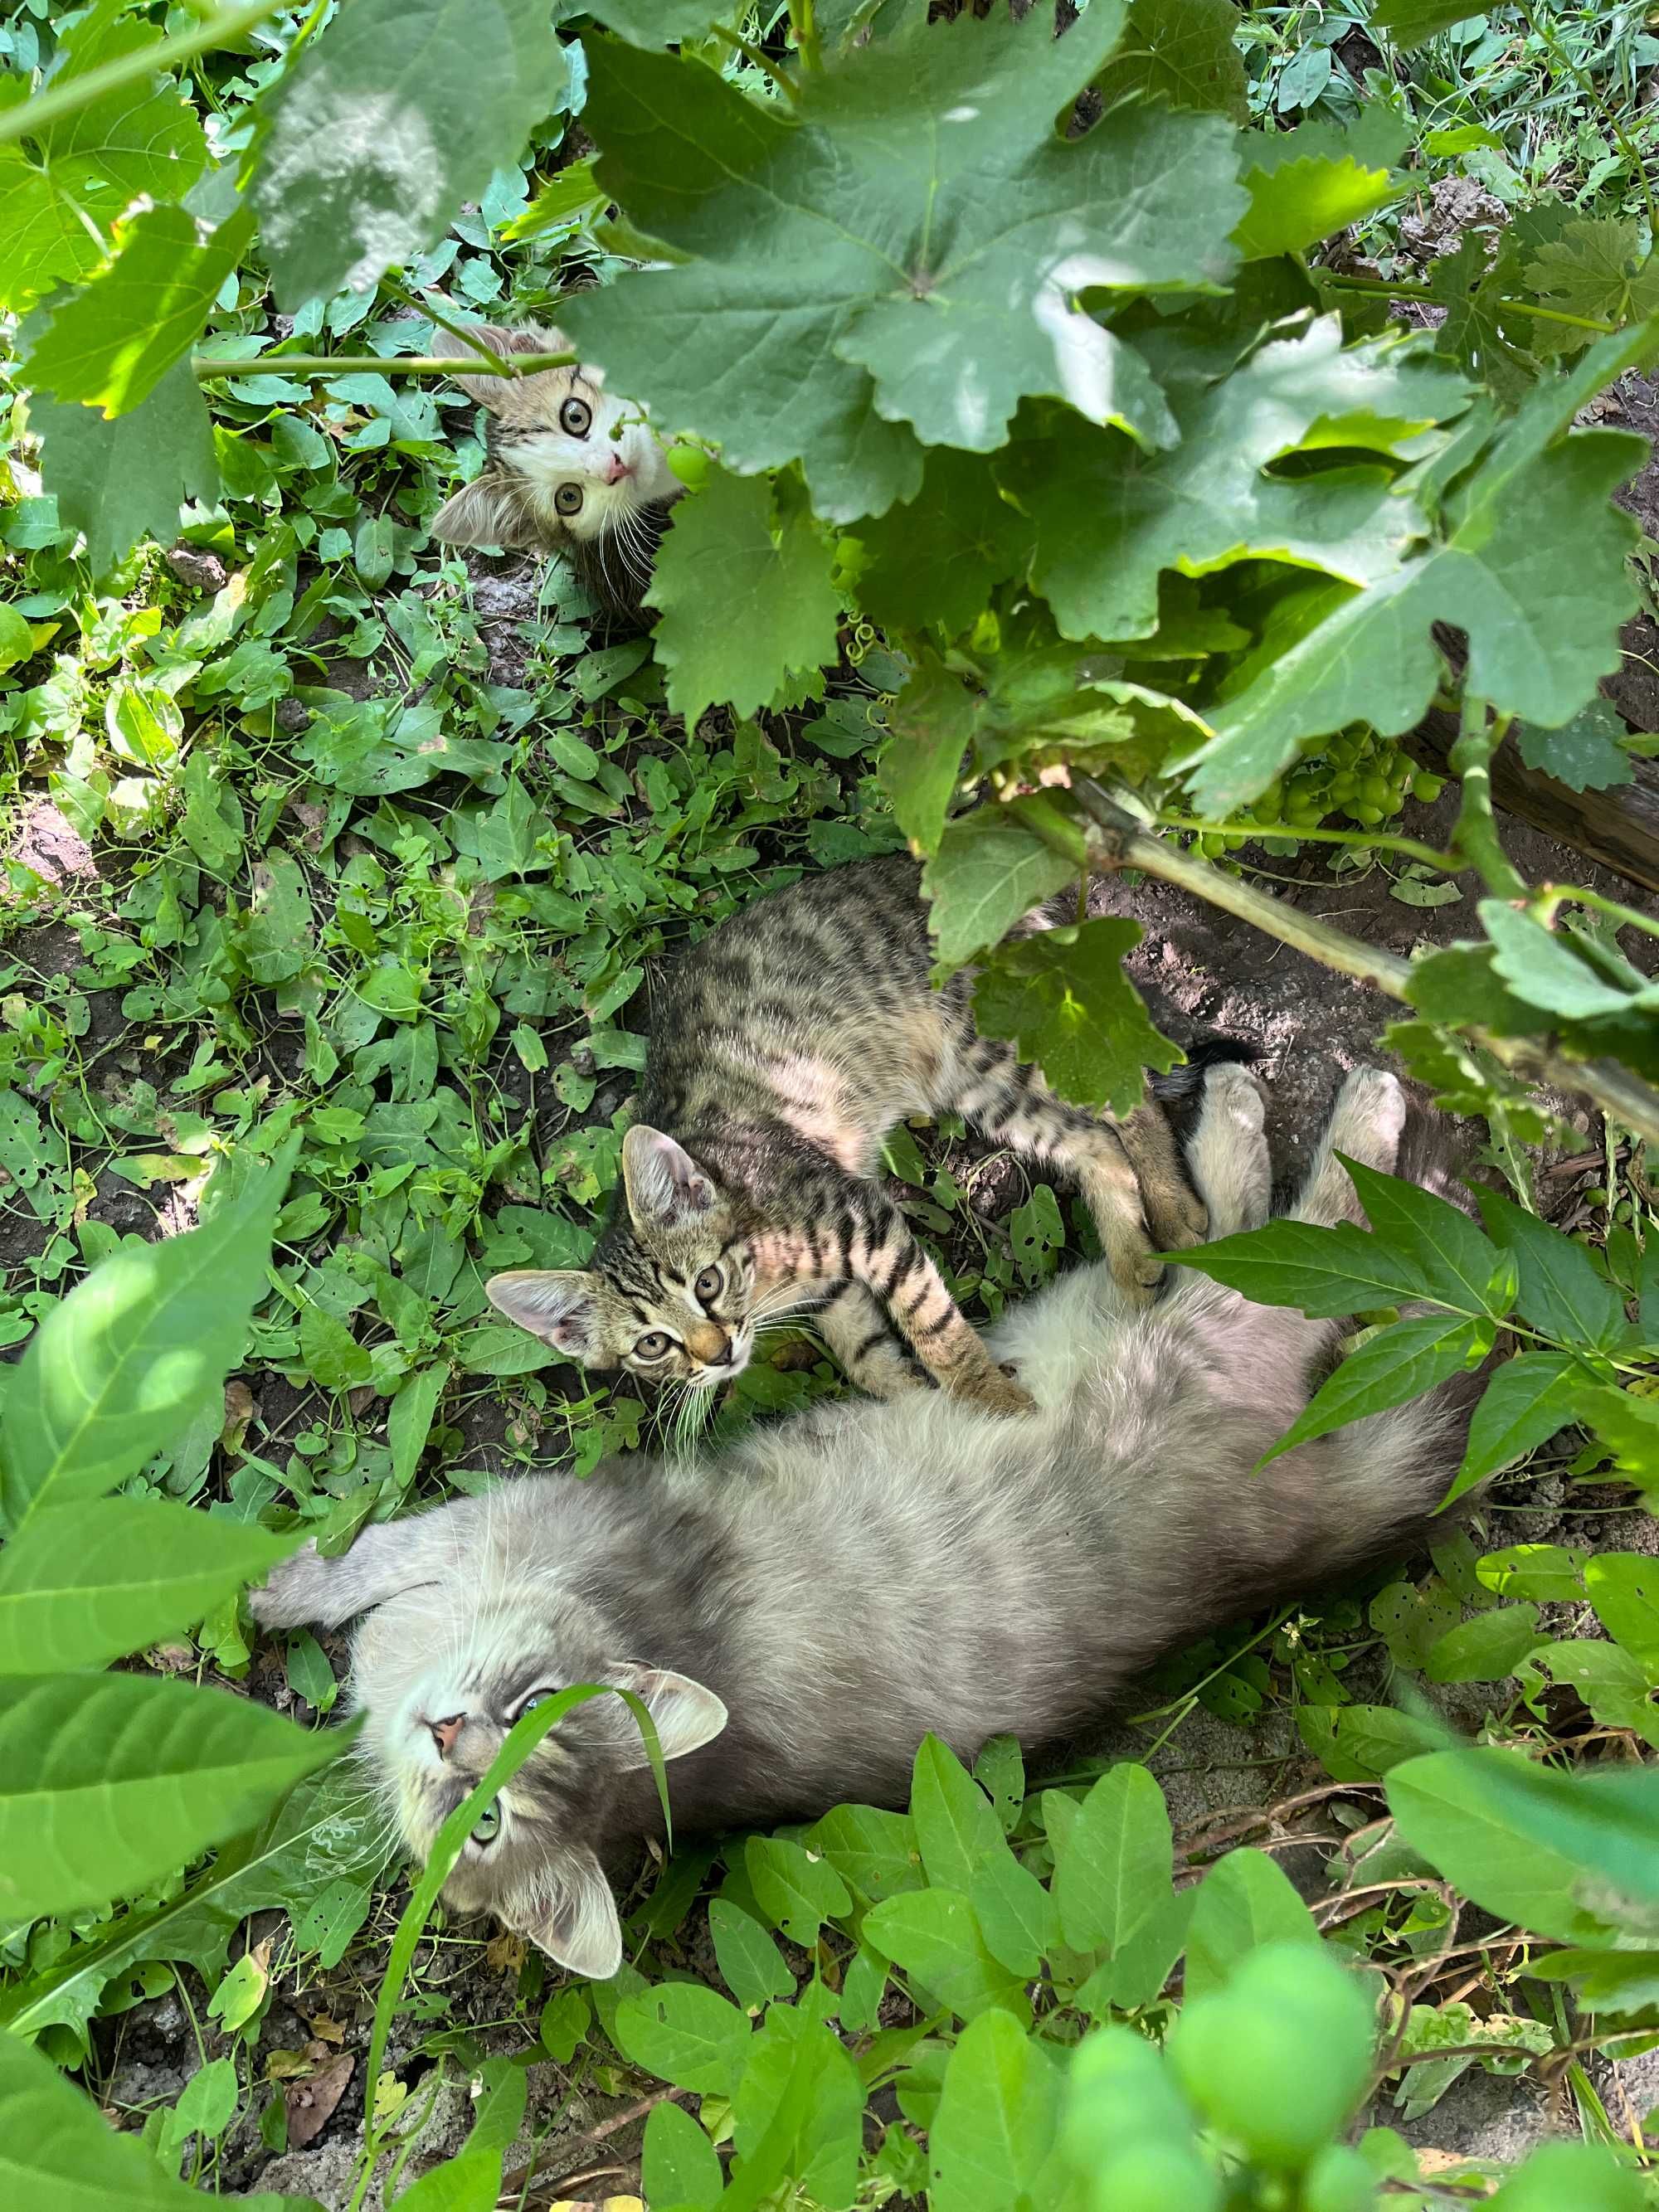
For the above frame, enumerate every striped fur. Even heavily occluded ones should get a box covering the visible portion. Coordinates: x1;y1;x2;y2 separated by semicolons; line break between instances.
487;853;1210;1420
251;1066;1481;1979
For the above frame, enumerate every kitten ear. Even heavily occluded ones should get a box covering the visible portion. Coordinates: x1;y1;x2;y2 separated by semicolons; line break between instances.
486;1270;605;1362
508;1845;623;1981
620;1125;718;1232
609;1660;729;1767
431;315;572;410
431;476;533;552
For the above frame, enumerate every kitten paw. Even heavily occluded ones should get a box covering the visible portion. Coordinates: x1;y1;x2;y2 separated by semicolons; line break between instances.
971;1369;1039;1418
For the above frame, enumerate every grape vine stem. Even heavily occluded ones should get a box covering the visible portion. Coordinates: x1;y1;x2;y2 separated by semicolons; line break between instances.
1036;782;1659;1150
1319;273;1618;338
1153;813;1458;874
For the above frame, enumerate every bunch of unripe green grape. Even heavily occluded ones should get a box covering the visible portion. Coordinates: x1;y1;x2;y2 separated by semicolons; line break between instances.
1190;732;1445;859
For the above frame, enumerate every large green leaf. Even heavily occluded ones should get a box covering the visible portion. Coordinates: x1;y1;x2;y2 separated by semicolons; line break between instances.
862;1889;1029;2023
1387;1748;1659;1947
1479;901;1659;1027
921;803;1078;974
0;1;207;314
1446;1350;1581;1505
1183;1846;1316;2001
642;2100;722;2212
1000;321;1468;643
1373;2;1485;45
1052;1762;1173;1957
251;0;571;306
1338;1157;1507;1316
1259;1315;1487;1466
745;1833;851;1947
563;6;1247;520
0;2026;206;2212
929;2009;1058;2212
0;1763;392;2041
0;1499;296;1674
32;358;219;576
614;1982;752;2094
1474;1189;1627;1350
0;1146;290;1534
854;449;1034;638
1093;0;1248;123
1584;1556;1659;1675
803;1803;925;1903
0;1671;343;1921
1165;1218;1439;1317
972;919;1180;1117
1190;331;1650;809
646;470;841;722
731;2005;863;2211
910;1733;1005;1895
26;205;254;417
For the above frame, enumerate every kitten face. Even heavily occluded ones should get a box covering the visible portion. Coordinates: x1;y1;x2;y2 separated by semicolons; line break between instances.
359;1588;726;1979
428;317;682;577
488;1126;764;1393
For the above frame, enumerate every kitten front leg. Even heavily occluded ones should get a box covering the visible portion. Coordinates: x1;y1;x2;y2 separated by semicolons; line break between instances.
815;1281;927;1400
850;1197;1037;1417
251;1522;433;1631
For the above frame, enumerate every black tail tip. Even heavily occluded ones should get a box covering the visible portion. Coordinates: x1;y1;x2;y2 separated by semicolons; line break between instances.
1149;1035;1263;1103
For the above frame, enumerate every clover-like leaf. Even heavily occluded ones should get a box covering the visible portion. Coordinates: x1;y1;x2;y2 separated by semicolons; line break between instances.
972;919;1181;1116
563;5;1247;520
1001;318;1469;644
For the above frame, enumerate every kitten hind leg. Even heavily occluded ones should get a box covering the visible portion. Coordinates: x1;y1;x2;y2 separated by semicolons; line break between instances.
1185;1061;1271;1239
1293;1067;1407;1228
944;1042;1199;1300
815;1281;926;1400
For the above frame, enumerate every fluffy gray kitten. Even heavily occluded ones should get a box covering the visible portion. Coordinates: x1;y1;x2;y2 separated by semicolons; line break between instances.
253;1065;1475;1981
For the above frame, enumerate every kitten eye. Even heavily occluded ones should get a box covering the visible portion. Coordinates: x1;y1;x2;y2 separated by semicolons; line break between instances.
635;1330;672;1360
510;1686;557;1721
559;396;591;436
554;484;583;517
471;1802;501;1847
694;1265;722;1303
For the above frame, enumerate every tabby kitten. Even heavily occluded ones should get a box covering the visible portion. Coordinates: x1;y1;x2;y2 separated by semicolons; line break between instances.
486;853;1210;1422
252;1064;1480;1979
429;318;681;622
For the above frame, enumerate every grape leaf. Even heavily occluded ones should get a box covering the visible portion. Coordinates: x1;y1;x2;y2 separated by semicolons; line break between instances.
0;0;208;314
251;0;572;307
1480;901;1659;1024
1515;699;1635;793
645;470;840;722
26;205;254;417
1092;0;1248;122
921;804;1079;974
972;919;1180;1116
1234;109;1408;260
1372;2;1485;44
1189;329;1651;809
878;652;979;853
1525;216;1659;329
1001;319;1469;643
32;359;219;576
854;450;1034;637
562;5;1248;521
1259;1315;1486;1466
586;0;738;40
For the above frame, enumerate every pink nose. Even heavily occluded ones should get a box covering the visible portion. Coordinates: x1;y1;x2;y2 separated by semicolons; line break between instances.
601;451;631;485
426;1713;465;1757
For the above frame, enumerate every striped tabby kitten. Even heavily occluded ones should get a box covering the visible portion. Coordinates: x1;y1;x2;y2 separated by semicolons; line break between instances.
429;318;680;622
251;1064;1479;1978
486;853;1209;1422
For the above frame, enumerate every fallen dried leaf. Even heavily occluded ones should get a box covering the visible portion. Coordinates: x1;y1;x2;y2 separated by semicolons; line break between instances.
282;2051;353;2150
486;1931;527;1973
